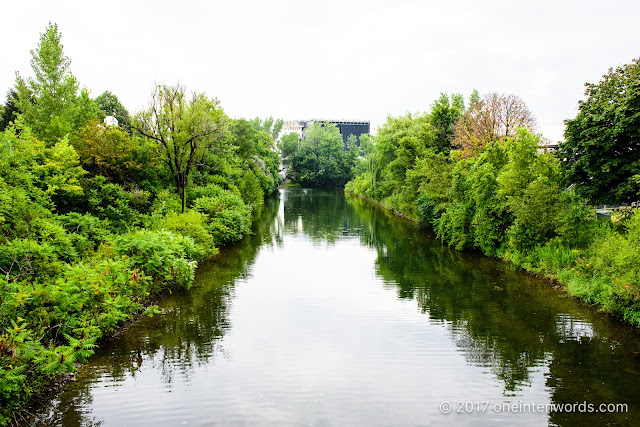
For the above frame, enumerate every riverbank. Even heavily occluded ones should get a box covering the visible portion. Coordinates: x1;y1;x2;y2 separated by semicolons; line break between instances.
0;232;205;425
14;278;176;424
345;190;640;328
0;188;273;426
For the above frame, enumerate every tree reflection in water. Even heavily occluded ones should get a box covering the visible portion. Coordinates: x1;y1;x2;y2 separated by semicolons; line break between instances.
31;189;640;426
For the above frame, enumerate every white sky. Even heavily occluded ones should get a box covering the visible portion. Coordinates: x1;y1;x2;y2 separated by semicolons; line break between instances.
2;0;639;142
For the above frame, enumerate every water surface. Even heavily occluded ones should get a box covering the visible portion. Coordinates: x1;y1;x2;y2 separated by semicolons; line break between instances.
32;189;640;426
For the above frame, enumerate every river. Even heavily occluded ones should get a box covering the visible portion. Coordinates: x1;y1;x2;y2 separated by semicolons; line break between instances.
30;188;640;426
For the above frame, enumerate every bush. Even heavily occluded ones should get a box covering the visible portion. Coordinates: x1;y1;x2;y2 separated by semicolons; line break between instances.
0;257;152;423
112;229;199;291
435;201;473;250
556;190;595;248
192;190;251;245
588;214;640;291
0;238;62;282
529;238;580;276
160;210;218;260
127;188;152;213
58;212;111;257
31;216;79;263
82;176;139;229
416;194;439;227
238;169;265;213
150;189;182;215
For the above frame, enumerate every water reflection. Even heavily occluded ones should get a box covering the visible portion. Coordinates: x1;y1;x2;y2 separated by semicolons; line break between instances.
345;193;640;425
31;189;639;426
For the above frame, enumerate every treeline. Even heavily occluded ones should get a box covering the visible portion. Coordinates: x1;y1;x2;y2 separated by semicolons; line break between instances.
0;23;281;423
346;59;640;328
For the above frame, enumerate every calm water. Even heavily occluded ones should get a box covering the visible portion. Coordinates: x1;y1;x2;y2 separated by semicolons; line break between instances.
31;189;640;426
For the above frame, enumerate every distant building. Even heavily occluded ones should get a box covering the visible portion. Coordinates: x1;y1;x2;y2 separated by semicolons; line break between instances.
104;115;119;127
279;119;370;148
538;139;559;153
281;120;305;138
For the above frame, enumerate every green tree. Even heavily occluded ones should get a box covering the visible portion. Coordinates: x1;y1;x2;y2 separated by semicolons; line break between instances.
346;134;361;165
430;93;464;154
278;132;300;165
134;84;228;212
497;129;562;250
224;119;280;194
375;113;434;204
0;90;19;130
95;90;131;131
561;57;640;203
358;133;374;157
14;22;98;143
251;116;284;140
231;118;258;158
71;120;157;186
291;122;355;187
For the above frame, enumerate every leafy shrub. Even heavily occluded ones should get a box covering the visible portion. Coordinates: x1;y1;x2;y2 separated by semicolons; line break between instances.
150;189;182;215
160;210;218;260
435;201;473;250
344;173;370;197
238;169;265;213
0;177;53;241
0;238;62;282
187;183;228;205
416;194;439;227
529;238;580;276
555;190;594;248
57;212;110;257
192;190;251;245
587;214;640;291
127;188;152;213
0;257;152;423
82;176;139;229
112;229;199;291
31;217;79;263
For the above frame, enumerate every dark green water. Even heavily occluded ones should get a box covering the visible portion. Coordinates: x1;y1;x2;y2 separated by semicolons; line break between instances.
31;189;640;426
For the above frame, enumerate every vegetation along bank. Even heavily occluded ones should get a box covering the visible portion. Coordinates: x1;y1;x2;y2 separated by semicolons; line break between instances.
0;23;282;424
343;66;640;330
278;59;640;330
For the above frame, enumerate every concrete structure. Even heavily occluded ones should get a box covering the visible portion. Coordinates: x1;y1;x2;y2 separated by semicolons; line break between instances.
281;120;305;138
279;119;370;148
538;139;559;153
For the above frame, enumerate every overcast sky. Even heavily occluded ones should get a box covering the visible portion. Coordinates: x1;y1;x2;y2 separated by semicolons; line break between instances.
2;0;639;142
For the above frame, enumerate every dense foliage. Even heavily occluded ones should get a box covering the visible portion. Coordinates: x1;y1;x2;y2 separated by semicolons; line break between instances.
0;23;281;424
346;80;640;328
282;122;359;187
560;58;640;204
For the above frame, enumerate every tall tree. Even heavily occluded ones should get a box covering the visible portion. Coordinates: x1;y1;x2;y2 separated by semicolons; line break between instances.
0;90;19;130
452;92;536;157
13;22;97;143
134;84;227;212
95;90;131;131
251;116;284;140
231;118;258;158
278;132;300;174
430;92;465;154
71;120;156;185
561;58;640;204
